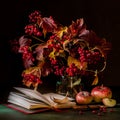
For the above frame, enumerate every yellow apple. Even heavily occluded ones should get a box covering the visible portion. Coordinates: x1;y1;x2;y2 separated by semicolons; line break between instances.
102;98;116;107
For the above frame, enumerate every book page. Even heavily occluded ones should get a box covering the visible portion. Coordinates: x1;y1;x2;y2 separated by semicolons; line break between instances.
43;93;76;108
8;92;50;109
12;87;76;109
43;93;75;104
13;87;51;106
9;92;48;104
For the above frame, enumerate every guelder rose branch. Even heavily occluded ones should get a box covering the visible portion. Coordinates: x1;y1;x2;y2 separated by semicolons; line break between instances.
10;10;113;106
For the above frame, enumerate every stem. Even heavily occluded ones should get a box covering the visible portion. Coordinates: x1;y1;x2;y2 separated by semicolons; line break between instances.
99;61;106;72
34;87;37;91
73;88;78;95
85;60;106;74
70;77;73;88
66;91;69;97
34;84;38;91
31;35;45;43
30;44;40;49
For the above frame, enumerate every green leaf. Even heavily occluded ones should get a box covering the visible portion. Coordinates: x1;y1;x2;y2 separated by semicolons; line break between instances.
72;78;81;87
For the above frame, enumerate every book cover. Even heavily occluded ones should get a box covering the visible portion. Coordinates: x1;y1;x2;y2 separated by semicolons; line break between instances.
5;104;50;114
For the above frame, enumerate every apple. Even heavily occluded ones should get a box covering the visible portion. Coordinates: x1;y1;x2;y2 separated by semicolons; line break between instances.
76;91;93;104
91;85;112;103
102;98;116;107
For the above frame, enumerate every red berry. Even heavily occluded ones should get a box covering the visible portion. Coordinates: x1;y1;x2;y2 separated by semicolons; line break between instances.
92;110;97;114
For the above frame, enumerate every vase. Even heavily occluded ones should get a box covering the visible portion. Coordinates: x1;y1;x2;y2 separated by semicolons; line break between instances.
56;76;81;98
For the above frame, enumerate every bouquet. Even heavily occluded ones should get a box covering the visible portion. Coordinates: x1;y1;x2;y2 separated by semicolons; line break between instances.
11;10;111;95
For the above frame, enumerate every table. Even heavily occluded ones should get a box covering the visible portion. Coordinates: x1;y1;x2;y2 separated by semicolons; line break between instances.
0;104;120;120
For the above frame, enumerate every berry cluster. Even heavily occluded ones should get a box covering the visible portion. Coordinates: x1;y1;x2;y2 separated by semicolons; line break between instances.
25;25;42;37
49;57;66;76
48;36;63;52
66;64;80;77
29;10;41;23
78;47;102;65
22;73;42;87
19;46;34;64
54;66;66;76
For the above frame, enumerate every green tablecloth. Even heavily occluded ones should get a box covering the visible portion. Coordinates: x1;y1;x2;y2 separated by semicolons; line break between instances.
0;104;120;120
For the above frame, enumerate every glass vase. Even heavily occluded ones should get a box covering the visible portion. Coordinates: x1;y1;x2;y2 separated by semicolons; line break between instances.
56;76;81;98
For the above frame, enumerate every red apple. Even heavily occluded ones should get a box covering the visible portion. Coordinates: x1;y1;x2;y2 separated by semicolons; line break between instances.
76;91;93;104
91;85;112;103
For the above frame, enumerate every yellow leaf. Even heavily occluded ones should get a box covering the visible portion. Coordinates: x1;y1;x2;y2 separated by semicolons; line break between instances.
56;50;65;57
56;26;68;39
49;48;56;59
67;56;81;69
22;67;41;79
43;29;47;38
92;71;99;85
23;67;40;74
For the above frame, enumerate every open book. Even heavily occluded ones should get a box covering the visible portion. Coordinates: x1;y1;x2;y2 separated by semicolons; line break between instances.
7;87;76;110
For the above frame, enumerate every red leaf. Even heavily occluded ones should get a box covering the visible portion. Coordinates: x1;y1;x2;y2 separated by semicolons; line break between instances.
69;18;87;37
35;43;48;61
41;16;57;37
19;35;32;47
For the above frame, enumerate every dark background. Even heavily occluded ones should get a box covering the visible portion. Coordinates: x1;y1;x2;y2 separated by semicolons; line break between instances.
0;0;120;102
